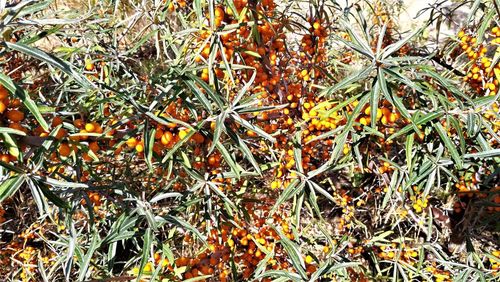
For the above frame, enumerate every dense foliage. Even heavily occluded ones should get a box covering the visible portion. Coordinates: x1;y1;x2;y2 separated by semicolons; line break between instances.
0;0;499;281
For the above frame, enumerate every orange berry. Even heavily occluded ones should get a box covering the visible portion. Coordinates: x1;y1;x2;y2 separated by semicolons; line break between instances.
58;143;71;157
0;85;8;99
55;128;68;140
161;131;173;145
85;123;95;132
192;132;205;144
0;101;6;114
178;129;188;140
89;141;100;153
135;142;144;153
126;137;138;148
6;109;24;122
52;116;63;127
74;119;85;128
85;61;95;71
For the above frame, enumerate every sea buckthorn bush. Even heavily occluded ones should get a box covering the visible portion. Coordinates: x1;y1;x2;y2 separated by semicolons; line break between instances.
0;0;499;281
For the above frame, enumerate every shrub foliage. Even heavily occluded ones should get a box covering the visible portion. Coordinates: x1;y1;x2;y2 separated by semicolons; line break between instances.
0;0;499;281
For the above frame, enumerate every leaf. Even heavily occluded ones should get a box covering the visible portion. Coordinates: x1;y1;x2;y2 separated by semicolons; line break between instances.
421;68;471;103
387;111;443;141
328;93;370;163
0;127;27;136
36;180;70;210
382;26;425;59
136;228;152;282
340;19;375;59
33;175;88;189
310;261;361;281
231;113;276;143
254;270;302;281
270;179;303;215
464;149;500;159
308;180;335;203
1;133;20;158
0;175;25;202
163;215;207;247
102;214;140;245
232;69;256;107
4;42;92;89
276;229;307;280
215;141;241;178
78;230;101;281
476;9;495;44
185;73;225;109
382;170;398;209
233;131;261;174
434;122;463;169
320;66;374;97
209;113;227;154
183;275;212;282
378;69;411;122
143;121;155;171
370;73;381;127
149;192;182;203
184;79;213;114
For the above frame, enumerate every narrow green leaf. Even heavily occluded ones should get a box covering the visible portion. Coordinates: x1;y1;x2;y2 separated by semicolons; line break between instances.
136;228;152;282
320;67;374;97
4;42;92;89
382;27;424;59
1;133;20;158
143;121;155;171
0;175;25;202
434;122;463;169
270;179;303;215
215;141;241;178
387;111;443;141
464;149;500;159
78;230;101;281
0;127;27;136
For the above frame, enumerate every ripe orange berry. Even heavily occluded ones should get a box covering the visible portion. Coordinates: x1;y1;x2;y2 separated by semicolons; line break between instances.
6;109;24;122
55;128;68;140
10;99;21;107
192;132;205;144
126;137;138;148
389;112;399;123
89;141;100;153
73;119;85;128
85;123;95;132
135;142;144;153
154;128;164;139
58;143;71;157
0;85;8;99
214;7;224;18
52;116;63;127
85;61;95;71
161;131;173;145
178;129;188;140
9;122;25;132
143;262;152;272
0;154;10;163
0;101;6;114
